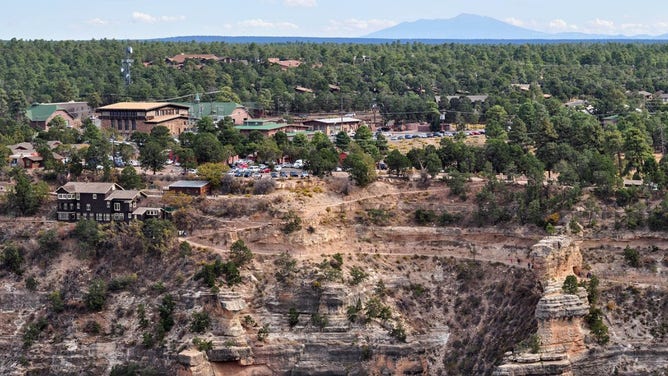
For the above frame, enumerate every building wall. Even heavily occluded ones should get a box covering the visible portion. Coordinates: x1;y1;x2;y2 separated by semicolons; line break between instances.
169;186;209;196
229;108;250;125
99;105;189;136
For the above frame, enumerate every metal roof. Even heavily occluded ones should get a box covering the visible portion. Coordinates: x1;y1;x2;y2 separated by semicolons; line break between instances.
168;180;210;188
58;182;119;194
98;102;189;111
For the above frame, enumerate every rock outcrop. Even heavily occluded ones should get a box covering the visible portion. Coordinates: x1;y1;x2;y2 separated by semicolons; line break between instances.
495;236;590;376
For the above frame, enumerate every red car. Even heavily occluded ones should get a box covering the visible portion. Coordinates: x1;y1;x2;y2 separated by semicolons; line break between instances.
261;167;271;173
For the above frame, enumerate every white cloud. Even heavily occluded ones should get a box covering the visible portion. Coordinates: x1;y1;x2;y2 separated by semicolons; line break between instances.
283;0;316;7
87;18;108;26
237;19;299;30
504;17;525;27
548;19;578;32
132;12;185;24
132;12;156;23
326;18;397;34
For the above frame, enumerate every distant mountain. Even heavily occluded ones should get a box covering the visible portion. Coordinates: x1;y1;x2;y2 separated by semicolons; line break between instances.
366;14;549;39
365;13;668;40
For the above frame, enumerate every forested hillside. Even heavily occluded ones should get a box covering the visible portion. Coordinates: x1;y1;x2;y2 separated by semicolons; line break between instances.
1;40;668;120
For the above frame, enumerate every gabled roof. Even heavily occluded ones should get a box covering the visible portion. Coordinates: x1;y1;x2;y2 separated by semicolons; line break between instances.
26;104;58;122
132;207;163;215
105;190;145;201
57;182;121;194
97;102;189;111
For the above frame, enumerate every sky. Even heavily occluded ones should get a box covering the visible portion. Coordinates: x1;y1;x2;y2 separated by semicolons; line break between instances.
3;0;668;40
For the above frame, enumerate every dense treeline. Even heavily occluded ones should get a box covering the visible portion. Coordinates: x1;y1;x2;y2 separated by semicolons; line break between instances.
2;39;668;120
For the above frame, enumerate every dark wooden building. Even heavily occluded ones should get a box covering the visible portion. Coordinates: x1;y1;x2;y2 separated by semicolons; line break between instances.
55;182;147;222
167;180;210;196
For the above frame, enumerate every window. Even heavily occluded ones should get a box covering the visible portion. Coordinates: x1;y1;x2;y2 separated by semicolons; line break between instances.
92;194;97;200
76;193;80;200
76;203;80;210
86;204;91;211
113;213;125;221
58;212;69;220
105;214;110;221
107;201;110;208
114;203;120;211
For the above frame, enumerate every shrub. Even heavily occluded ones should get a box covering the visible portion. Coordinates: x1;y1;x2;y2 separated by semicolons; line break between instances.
414;209;437;225
83;320;102;334
49;291;65;313
37;229;61;258
137;304;149;329
2;243;24;275
346;299;363;323
310;313;328;330
108;273;138;292
253;178;276;195
190;311;211;334
25;276;39;291
282;211;302;234
288;307;300;327
257;324;270;341
158;294;176;333
349;266;368;285
586;307;610;345
623;246;640;267
84;279;107;311
192;337;213;351
274;252;297;284
23;317;48;348
562;275;578;294
230;240;253;267
388;322;407;342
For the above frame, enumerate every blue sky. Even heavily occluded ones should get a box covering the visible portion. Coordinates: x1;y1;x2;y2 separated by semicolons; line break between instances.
3;0;668;40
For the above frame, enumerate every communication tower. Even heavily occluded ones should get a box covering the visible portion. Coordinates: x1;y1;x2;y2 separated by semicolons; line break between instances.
121;46;134;86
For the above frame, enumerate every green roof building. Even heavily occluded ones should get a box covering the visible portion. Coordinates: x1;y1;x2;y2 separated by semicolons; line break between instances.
175;101;251;125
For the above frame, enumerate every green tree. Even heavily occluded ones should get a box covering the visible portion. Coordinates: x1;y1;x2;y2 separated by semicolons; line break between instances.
335;131;351;150
142;218;176;253
562;275;578;294
193;132;229;163
84;279;107;311
424;152;443;178
306;146;338;177
6;168;49;216
343;149;377;187
197;162;228;193
118;166;144;189
2;243;24;275
484;105;509;140
385;149;411;176
230;240;253;267
139;141;166;174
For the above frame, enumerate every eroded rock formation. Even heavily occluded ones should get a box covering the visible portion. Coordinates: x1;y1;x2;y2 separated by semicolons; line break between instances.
495;236;590;376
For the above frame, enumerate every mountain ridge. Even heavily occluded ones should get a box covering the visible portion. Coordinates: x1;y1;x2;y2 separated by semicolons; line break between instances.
365;13;668;40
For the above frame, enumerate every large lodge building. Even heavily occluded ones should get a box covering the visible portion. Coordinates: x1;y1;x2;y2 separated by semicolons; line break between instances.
97;102;190;136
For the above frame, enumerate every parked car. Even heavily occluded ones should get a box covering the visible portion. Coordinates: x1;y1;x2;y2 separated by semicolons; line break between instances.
261;167;271;173
270;172;279;178
290;171;299;177
300;171;309;178
280;171;288;178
